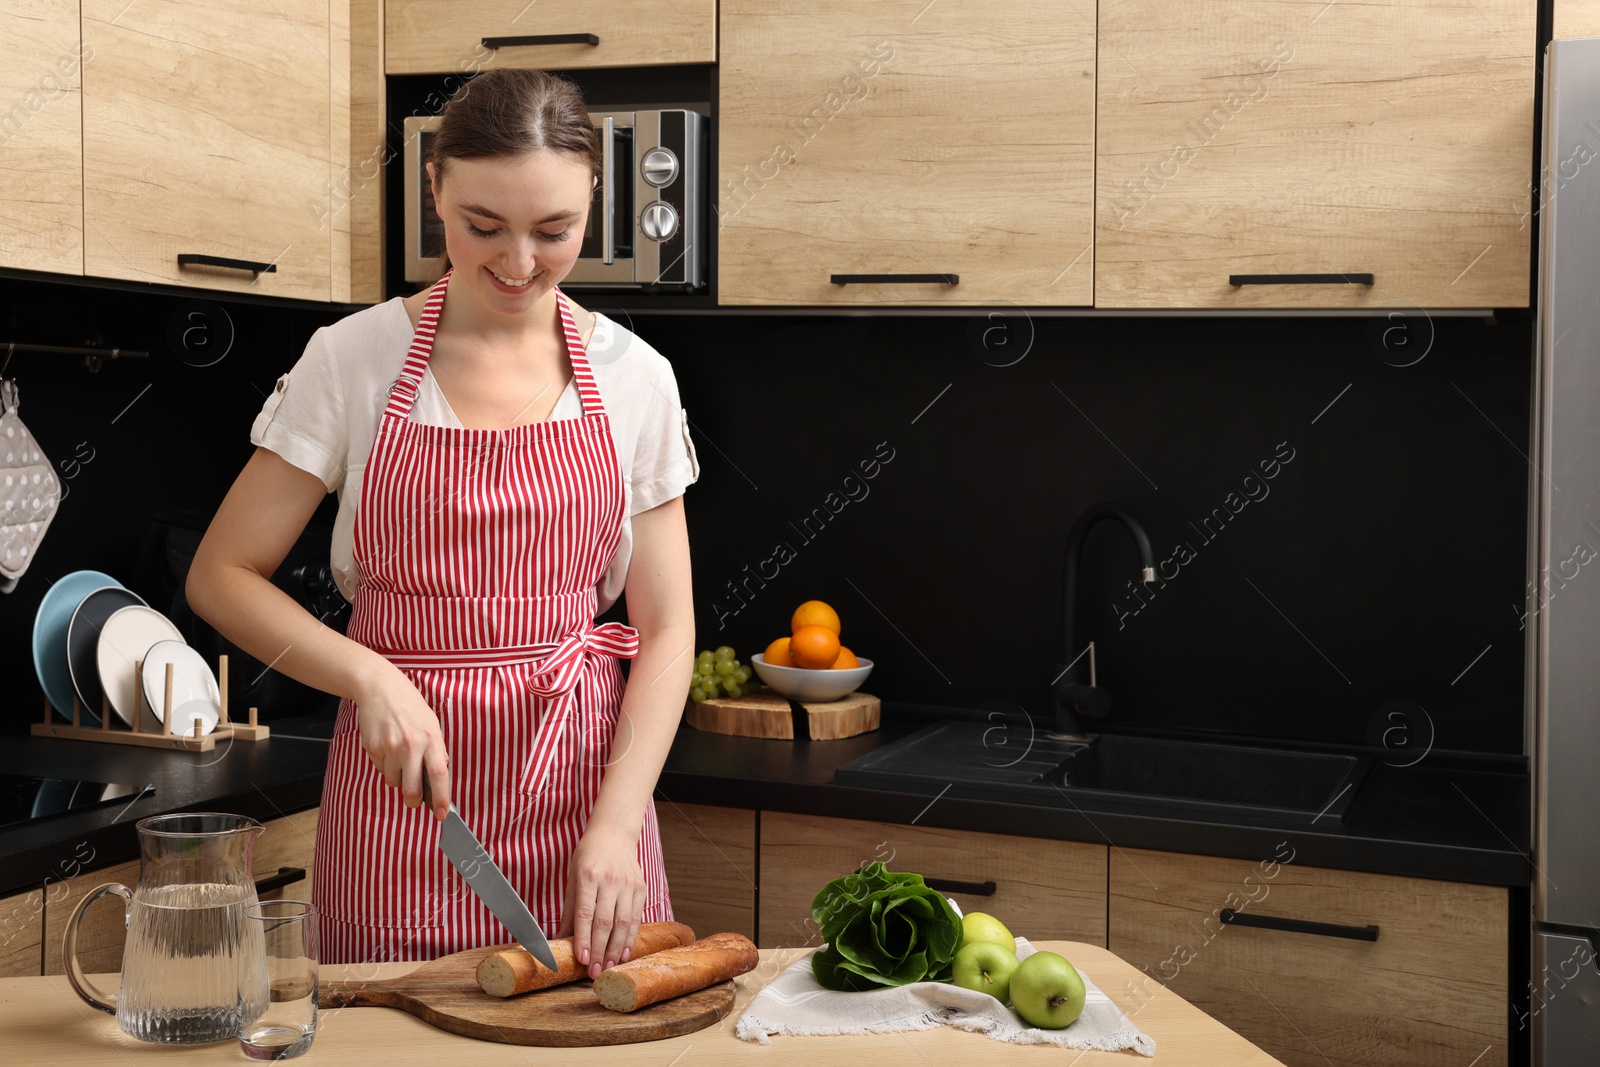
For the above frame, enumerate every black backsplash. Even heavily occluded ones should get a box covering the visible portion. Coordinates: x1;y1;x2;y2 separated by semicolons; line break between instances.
0;275;1531;758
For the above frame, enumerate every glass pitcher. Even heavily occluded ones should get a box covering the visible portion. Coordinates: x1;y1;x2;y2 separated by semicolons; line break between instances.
64;812;270;1044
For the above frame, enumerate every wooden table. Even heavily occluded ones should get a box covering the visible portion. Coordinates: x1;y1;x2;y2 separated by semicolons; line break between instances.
1;941;1286;1064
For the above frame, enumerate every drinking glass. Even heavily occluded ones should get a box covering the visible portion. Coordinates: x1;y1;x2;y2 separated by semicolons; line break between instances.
239;901;317;1060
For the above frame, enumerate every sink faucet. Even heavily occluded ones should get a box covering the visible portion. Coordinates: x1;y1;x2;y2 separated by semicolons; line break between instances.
1054;503;1156;738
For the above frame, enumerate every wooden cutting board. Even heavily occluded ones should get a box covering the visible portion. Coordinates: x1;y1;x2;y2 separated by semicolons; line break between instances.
684;688;879;740
319;943;734;1046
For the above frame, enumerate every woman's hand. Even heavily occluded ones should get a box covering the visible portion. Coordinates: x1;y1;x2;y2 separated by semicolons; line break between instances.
562;827;645;978
353;665;452;821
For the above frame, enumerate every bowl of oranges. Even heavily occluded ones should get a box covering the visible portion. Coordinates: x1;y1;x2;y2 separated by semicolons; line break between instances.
752;600;873;702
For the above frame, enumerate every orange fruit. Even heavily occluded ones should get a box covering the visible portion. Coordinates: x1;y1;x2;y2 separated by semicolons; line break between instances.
830;646;859;670
791;600;841;637
790;625;842;669
763;636;794;667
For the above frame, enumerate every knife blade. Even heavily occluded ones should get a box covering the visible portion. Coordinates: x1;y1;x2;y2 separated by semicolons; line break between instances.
436;802;560;972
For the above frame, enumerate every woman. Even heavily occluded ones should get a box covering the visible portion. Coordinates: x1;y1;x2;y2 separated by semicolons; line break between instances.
187;69;698;974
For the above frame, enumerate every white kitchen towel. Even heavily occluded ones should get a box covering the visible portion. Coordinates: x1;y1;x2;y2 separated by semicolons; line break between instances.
736;939;1156;1055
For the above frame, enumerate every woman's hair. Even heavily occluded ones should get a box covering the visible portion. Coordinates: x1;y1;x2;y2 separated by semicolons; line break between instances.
429;69;601;181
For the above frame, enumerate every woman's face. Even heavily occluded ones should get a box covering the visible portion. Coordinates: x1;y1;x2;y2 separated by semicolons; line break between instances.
428;151;594;315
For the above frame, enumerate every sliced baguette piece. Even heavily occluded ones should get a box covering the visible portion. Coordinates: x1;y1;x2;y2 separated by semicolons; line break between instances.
593;932;759;1012
476;921;696;998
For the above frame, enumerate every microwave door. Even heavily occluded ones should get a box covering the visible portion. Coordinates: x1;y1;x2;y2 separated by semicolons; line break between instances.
568;112;637;286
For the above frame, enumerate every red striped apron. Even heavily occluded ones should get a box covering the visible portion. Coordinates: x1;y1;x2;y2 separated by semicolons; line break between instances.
312;270;673;964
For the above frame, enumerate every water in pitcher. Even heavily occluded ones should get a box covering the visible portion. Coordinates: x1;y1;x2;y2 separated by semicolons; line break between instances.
116;881;269;1044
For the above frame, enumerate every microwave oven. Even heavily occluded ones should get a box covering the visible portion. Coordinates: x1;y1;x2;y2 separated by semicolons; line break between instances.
402;108;707;290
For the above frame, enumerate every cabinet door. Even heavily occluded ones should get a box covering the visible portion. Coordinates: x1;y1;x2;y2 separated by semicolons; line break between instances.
656;802;755;940
1095;0;1533;309
0;0;84;275
43;857;139;977
759;813;1107;949
718;0;1097;306
254;808;318;907
1108;847;1508;1067
385;0;716;75
0;888;44;977
81;0;333;301
1555;0;1600;38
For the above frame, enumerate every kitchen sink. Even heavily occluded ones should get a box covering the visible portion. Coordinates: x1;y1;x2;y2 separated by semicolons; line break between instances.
834;720;1372;826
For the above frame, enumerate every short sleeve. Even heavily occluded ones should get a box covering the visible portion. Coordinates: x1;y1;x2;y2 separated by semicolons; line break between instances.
629;367;700;515
249;326;348;493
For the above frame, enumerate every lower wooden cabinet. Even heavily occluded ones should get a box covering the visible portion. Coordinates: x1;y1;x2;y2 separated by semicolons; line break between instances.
0;887;44;977
1108;846;1508;1067
657;801;756;941
41;809;318;977
758;813;1108;949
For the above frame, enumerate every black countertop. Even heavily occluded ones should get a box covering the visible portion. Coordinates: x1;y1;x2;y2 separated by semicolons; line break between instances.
0;709;1531;897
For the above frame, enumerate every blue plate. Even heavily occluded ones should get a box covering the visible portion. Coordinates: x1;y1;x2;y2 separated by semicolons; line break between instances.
32;570;121;723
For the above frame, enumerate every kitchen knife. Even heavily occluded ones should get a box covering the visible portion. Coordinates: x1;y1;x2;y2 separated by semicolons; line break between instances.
436;802;560;972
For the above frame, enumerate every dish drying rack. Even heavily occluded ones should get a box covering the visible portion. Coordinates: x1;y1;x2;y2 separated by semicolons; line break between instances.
31;654;269;751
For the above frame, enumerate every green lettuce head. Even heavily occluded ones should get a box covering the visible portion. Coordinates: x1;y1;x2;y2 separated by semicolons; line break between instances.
809;861;964;991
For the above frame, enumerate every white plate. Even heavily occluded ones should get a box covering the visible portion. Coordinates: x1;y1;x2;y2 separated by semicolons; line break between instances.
140;639;221;737
92;604;179;729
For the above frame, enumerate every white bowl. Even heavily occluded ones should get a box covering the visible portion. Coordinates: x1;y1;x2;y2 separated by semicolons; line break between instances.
751;653;873;702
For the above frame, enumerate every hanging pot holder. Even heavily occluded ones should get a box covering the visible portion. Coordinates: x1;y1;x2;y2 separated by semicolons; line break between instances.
0;379;61;593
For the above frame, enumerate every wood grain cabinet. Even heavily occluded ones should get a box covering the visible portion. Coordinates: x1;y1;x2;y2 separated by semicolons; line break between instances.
1108;846;1509;1067
385;0;716;75
758;812;1108;949
0;887;44;977
1094;0;1535;309
80;0;338;301
0;0;85;276
717;0;1097;307
1554;0;1600;38
656;801;756;940
39;809;317;977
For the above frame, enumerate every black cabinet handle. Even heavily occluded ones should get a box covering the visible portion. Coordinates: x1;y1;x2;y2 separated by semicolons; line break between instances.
482;33;600;49
831;273;959;285
254;866;307;895
1219;908;1378;942
1228;273;1374;286
923;877;997;897
177;254;277;275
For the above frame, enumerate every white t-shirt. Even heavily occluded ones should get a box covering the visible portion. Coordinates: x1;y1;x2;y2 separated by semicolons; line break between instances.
250;297;699;613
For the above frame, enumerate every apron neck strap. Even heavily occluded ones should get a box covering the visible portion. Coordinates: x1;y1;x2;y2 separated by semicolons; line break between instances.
555;288;605;419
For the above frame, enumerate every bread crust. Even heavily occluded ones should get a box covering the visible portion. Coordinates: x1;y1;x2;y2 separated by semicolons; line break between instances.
593;932;760;1012
475;922;696;998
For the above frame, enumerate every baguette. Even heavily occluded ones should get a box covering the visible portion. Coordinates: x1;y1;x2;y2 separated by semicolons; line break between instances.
593;932;759;1013
476;921;696;998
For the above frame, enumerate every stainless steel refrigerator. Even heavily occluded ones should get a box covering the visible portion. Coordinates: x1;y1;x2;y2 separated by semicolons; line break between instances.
1529;34;1600;1066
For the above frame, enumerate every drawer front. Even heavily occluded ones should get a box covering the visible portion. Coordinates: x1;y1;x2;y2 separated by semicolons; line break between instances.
386;0;715;74
1109;846;1508;1067
657;801;756;941
0;888;44;977
42;858;140;977
254;808;318;907
759;812;1107;949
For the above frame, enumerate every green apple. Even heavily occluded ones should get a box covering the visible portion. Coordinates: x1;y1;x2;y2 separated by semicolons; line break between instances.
960;911;1017;955
951;940;1019;1003
1010;950;1087;1029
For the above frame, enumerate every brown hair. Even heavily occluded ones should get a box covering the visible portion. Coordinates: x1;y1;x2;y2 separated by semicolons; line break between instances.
429;68;600;181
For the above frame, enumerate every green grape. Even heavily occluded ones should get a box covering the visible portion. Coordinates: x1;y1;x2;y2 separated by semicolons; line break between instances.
696;650;715;669
733;665;751;684
724;683;744;698
689;685;706;702
714;645;736;662
714;659;736;676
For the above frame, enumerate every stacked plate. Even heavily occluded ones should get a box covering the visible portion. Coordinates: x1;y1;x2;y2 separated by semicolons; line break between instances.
32;570;222;736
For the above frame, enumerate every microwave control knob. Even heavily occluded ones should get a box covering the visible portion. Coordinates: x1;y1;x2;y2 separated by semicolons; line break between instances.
641;147;679;187
641;201;679;242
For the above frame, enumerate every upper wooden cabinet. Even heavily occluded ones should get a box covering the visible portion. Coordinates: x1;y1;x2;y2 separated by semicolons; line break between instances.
0;0;84;276
385;0;717;75
1095;0;1535;309
1108;847;1508;1067
717;0;1097;307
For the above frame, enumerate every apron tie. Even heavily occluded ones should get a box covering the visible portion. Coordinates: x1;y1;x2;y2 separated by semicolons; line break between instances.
524;621;640;699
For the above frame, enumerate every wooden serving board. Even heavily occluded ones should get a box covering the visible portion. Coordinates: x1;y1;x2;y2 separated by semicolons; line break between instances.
318;944;734;1046
684;688;879;740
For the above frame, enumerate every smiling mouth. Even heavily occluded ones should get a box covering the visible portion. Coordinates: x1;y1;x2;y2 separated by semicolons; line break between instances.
489;268;535;288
